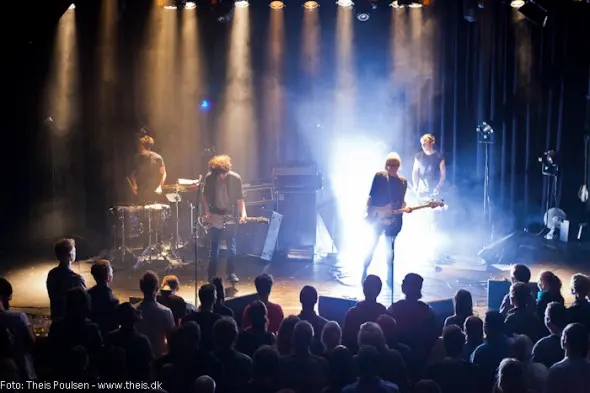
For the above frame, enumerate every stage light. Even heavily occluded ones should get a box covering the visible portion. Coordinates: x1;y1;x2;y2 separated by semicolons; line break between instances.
518;1;548;27
337;0;354;7
200;99;211;111
355;0;377;21
391;0;422;8
163;0;197;9
303;1;319;9
235;0;249;7
68;3;75;9
510;0;525;7
270;0;285;9
409;1;423;8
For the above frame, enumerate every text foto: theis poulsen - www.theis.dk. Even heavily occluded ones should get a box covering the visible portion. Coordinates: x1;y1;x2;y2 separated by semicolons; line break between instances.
1;380;163;391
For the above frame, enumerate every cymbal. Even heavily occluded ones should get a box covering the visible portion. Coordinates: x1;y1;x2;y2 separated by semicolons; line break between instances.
162;183;199;192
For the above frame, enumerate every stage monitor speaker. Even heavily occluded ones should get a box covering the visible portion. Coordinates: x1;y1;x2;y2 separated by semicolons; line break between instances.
237;209;282;262
225;293;258;328
276;191;317;253
318;296;358;326
427;298;454;332
487;280;539;311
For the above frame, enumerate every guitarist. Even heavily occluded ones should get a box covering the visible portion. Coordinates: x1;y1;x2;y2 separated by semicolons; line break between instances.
364;153;412;288
201;154;246;283
412;133;446;197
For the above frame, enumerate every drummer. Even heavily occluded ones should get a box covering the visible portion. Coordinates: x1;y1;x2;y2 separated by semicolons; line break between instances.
128;134;167;203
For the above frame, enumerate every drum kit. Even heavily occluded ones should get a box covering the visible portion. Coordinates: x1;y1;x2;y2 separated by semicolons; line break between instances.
109;179;202;271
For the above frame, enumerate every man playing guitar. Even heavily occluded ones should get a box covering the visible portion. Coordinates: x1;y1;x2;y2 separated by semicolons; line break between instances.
201;155;246;283
412;133;446;197
364;153;412;288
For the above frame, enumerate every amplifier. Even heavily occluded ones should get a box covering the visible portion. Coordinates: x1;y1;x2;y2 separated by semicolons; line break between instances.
272;164;323;192
243;184;273;206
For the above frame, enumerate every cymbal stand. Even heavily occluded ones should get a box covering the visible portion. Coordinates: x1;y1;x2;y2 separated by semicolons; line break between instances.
135;209;169;269
110;207;138;267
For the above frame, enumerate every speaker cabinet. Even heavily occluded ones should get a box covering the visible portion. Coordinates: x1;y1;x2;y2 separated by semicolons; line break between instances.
237;209;282;261
318;296;358;326
225;293;258;328
276;191;317;253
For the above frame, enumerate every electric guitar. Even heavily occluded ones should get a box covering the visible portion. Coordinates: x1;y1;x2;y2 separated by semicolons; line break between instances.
579;135;589;202
366;201;445;226
198;214;269;230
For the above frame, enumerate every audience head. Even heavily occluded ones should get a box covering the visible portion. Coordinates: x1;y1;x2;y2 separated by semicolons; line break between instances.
376;314;397;343
211;277;225;304
509;282;532;308
570;273;590;299
413;380;442;393
278;315;300;355
161;275;179;293
362;275;382;301
464;316;484;342
484;310;505;338
0;277;13;310
321;320;342;351
252;345;280;378
538;270;562;295
169;321;201;358
293;320;314;353
254;274;274;300
401;273;424;300
496;358;525;393
510;264;531;284
193;376;216;393
358;321;386;350
356;345;380;379
139;271;159;298
247;300;269;331
65;287;91;320
198;283;217;310
562;322;589;358
116;302;142;328
55;238;76;265
328;345;355;386
63;346;89;378
510;334;533;363
91;260;113;286
299;285;318;310
442;325;465;358
545;301;568;334
213;317;238;350
453;289;473;317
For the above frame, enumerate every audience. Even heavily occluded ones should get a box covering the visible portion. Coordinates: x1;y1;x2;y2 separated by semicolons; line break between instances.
426;325;478;393
244;345;280;393
194;375;216;393
470;311;512;391
493;358;528;393
504;282;544;343
509;334;547;393
242;274;284;334
531;301;567;368
342;345;400;393
106;302;153;381
500;264;536;316
545;323;590;393
236;300;276;357
567;273;590;329
444;289;473;329
47;238;86;321
462;316;483;361
298;285;328;355
412;380;442;393
277;320;329;393
358;321;410;392
157;275;187;326
342;274;387;352
211;318;252;393
536;271;564;321
0;278;35;381
321;320;342;355
377;314;413;367
136;271;175;357
277;315;300;356
211;277;235;318
322;345;356;393
88;259;119;335
183;283;222;353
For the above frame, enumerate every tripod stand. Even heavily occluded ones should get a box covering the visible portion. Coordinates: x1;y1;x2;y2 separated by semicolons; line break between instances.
477;122;495;243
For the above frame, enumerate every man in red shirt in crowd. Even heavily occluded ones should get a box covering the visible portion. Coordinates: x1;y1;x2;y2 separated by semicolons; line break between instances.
242;274;284;334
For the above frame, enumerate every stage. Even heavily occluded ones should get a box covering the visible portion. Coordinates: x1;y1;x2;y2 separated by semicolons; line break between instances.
3;233;590;323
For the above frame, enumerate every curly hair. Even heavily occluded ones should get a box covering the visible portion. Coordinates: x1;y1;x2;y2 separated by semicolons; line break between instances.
139;135;155;150
208;155;232;173
420;133;436;144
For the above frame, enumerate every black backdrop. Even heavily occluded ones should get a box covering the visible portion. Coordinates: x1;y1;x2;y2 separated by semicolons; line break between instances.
2;0;590;254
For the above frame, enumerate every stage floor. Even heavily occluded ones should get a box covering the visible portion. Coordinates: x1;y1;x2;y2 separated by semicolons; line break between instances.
3;234;590;318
